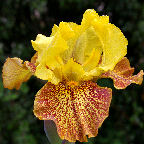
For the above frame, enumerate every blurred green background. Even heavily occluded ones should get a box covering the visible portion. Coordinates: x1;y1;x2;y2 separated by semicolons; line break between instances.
0;0;144;144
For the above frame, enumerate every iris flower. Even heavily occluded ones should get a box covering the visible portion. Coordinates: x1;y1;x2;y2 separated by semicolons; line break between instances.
2;9;143;143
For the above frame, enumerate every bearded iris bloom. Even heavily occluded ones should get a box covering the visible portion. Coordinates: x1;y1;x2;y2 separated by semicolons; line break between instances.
2;9;144;143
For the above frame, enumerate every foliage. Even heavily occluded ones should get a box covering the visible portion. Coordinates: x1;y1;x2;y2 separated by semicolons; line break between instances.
0;0;144;144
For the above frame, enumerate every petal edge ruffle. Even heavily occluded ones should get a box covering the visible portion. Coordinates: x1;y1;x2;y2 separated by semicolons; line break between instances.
101;57;144;89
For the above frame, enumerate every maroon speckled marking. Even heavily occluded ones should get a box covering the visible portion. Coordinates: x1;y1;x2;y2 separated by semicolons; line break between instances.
25;62;36;74
34;81;112;142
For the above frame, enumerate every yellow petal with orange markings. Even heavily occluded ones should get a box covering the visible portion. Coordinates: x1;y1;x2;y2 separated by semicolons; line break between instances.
33;81;112;142
101;57;144;89
2;57;32;90
35;64;61;85
24;53;38;74
24;61;36;74
62;58;85;82
112;57;134;77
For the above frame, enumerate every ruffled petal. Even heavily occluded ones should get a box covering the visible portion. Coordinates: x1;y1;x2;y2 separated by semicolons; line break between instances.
59;22;75;40
34;81;112;142
40;31;68;70
2;58;32;90
101;57;144;89
31;34;53;52
81;9;99;30
97;24;128;71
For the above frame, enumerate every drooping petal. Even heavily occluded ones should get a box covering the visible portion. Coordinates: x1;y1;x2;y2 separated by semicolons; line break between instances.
101;57;144;89
34;81;112;142
2;58;32;90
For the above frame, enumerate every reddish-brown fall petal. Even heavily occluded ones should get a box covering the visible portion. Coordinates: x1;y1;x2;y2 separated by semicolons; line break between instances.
34;81;112;142
101;57;144;89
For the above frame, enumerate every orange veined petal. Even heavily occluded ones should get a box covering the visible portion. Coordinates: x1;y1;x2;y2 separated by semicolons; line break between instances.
34;81;112;142
2;56;36;90
101;57;144;89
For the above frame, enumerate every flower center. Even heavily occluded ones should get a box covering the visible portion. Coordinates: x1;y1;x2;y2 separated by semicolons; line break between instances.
67;81;79;88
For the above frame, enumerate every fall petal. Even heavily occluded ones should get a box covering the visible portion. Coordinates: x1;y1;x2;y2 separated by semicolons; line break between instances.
34;81;112;142
44;120;75;144
101;57;144;89
2;57;32;90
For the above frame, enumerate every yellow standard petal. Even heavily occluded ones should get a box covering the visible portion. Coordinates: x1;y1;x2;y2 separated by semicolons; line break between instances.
81;9;99;30
31;34;53;52
99;24;128;71
59;22;75;40
72;26;102;66
39;31;68;70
